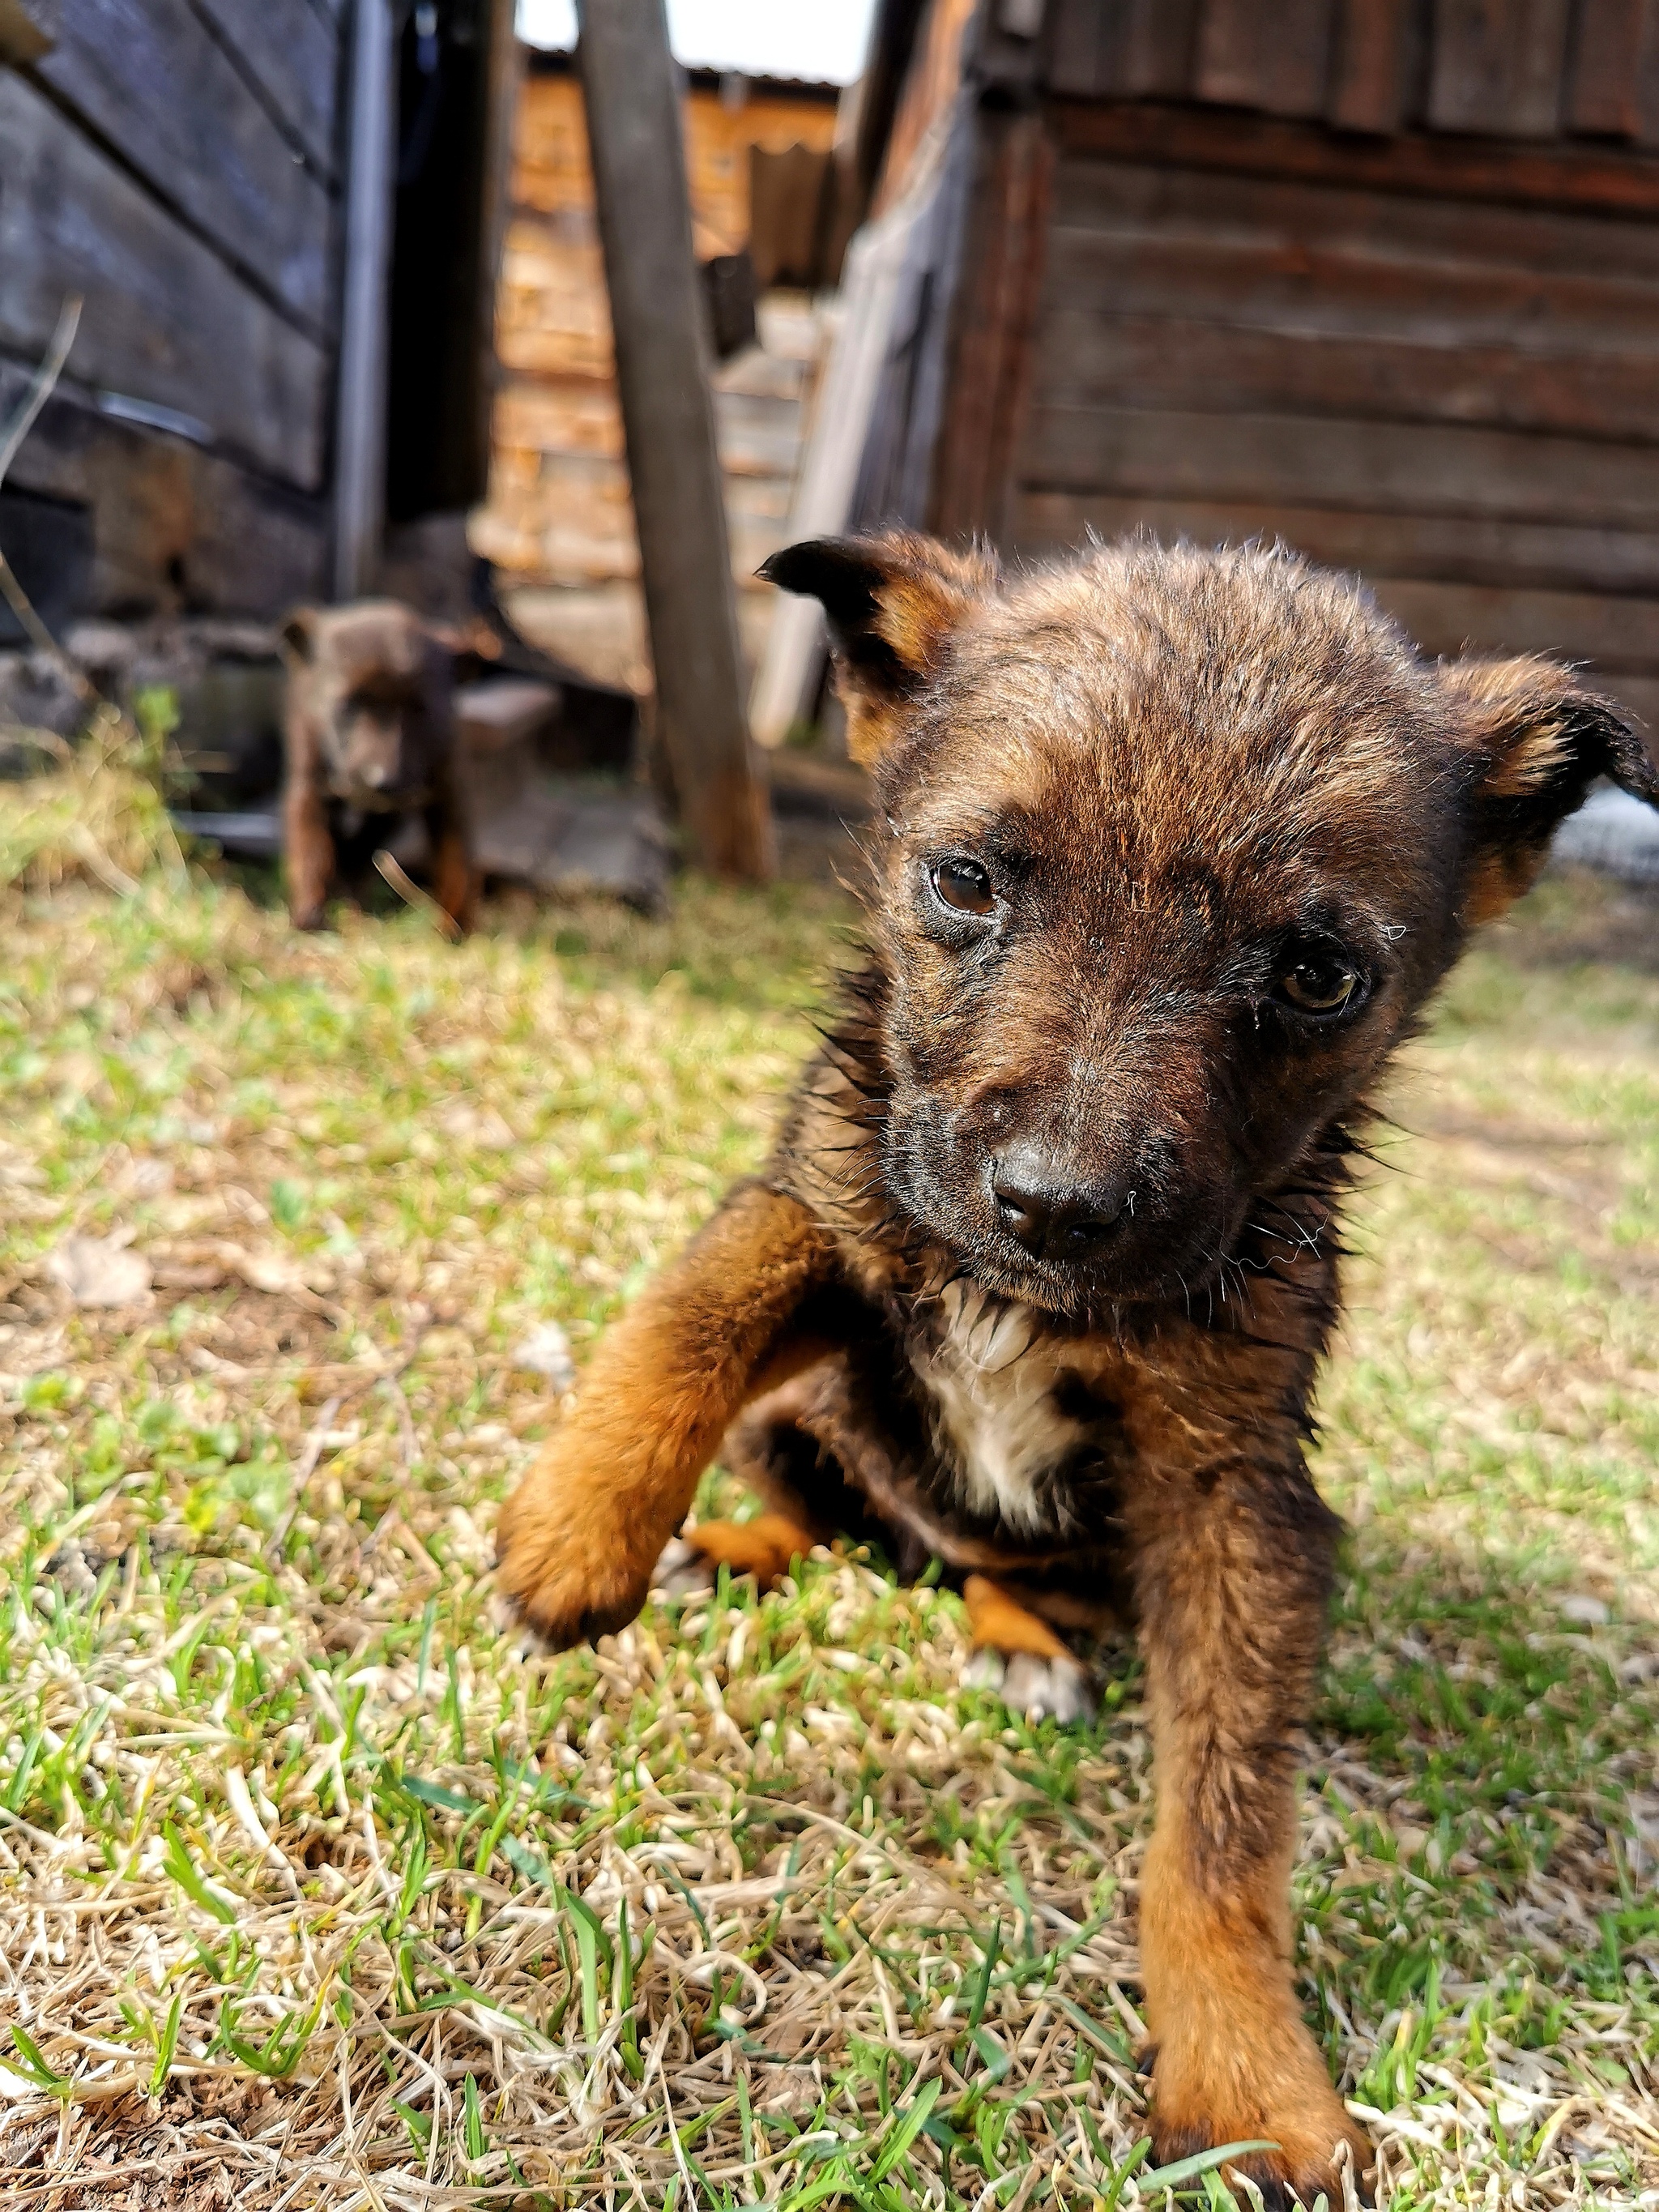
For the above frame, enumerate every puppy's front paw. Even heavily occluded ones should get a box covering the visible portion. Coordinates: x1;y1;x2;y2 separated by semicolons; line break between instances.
1149;2035;1373;2210
960;1646;1097;1724
494;1454;659;1650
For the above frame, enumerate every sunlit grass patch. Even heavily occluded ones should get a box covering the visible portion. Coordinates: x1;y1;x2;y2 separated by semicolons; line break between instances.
0;838;1655;2208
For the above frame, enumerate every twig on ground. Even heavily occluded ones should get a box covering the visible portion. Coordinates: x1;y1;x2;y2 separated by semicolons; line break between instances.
373;849;463;942
0;296;82;490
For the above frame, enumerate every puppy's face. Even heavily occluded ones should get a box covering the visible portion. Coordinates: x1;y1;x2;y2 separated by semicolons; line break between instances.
282;602;454;811
766;534;1657;1315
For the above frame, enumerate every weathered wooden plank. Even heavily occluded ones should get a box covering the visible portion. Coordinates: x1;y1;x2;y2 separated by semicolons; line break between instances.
1193;0;1336;117
1020;404;1659;526
1050;91;1659;212
192;0;341;177
0;74;328;486
1049;0;1202;96
1327;0;1419;131
1030;310;1659;444
1567;0;1659;142
1046;0;1113;96
1428;0;1574;138
1043;222;1659;357
1113;0;1202;93
32;0;334;329
1051;155;1659;282
1590;672;1659;730
1011;489;1659;597
0;358;327;617
929;105;1053;540
1372;575;1659;665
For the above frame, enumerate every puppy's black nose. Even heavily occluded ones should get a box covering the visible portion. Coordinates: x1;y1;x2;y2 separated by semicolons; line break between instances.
992;1143;1126;1262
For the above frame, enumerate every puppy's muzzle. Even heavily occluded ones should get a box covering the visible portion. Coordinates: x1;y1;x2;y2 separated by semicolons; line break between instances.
991;1137;1132;1262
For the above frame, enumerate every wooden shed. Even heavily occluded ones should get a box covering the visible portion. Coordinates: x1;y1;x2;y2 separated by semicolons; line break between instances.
795;0;1659;743
0;0;515;636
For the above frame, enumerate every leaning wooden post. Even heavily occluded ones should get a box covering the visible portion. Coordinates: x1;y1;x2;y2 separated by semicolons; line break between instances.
575;0;774;882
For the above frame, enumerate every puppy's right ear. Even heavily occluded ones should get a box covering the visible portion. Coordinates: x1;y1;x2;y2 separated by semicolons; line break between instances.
760;530;996;764
279;608;319;663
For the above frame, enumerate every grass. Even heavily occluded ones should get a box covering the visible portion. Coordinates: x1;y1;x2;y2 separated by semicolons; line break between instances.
0;758;1655;2209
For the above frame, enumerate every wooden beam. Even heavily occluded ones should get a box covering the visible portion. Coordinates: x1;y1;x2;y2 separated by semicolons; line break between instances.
333;0;395;600
575;0;772;882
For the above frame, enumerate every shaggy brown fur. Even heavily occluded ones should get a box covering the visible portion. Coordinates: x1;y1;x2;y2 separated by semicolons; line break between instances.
280;600;476;933
495;531;1658;2206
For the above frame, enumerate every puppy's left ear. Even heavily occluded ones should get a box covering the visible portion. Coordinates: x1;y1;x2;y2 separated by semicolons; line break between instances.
760;529;996;764
1444;654;1657;921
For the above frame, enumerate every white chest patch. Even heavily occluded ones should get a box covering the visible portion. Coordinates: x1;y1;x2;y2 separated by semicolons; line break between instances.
909;1287;1086;1535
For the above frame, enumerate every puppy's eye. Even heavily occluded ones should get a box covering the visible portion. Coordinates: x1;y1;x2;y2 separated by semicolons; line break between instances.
1273;944;1364;1018
932;856;996;916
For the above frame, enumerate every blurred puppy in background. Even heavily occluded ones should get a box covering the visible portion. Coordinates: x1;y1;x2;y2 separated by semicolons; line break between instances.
279;600;476;933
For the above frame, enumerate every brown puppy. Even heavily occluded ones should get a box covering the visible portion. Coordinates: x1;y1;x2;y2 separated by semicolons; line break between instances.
280;599;476;933
495;532;1658;2206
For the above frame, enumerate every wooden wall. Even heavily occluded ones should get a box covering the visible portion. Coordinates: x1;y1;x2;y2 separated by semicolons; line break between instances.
473;67;839;693
1039;0;1659;145
983;59;1659;733
0;0;343;621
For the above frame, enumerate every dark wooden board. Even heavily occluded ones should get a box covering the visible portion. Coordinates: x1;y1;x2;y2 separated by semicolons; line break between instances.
929;106;1052;539
32;0;335;330
1371;574;1659;666
1045;0;1203;98
1030;310;1659;446
1009;497;1659;673
1019;404;1659;527
1327;0;1420;132
1046;0;1114;97
1427;0;1573;139
191;0;341;177
0;358;328;617
1193;0;1335;117
1049;97;1659;215
1043;223;1659;357
1011;490;1659;597
0;75;328;487
1051;154;1659;282
1589;673;1659;731
1112;0;1201;96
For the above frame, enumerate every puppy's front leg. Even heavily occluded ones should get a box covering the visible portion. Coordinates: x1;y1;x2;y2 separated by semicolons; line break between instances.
425;777;478;935
1128;1463;1372;2209
495;1184;833;1646
284;762;334;931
